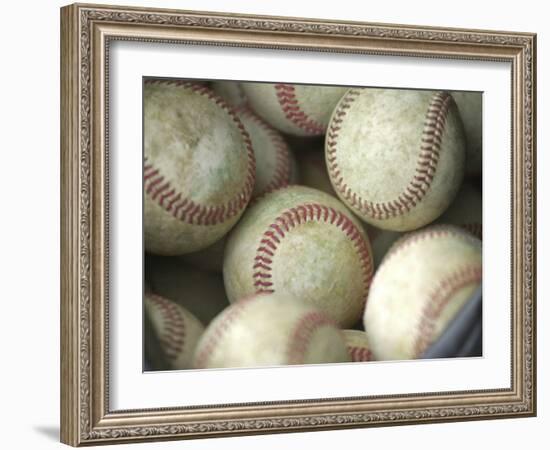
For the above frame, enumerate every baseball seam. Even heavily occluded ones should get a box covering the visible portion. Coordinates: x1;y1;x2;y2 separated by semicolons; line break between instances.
275;84;325;135
348;345;373;362
252;203;373;301
326;89;453;220
414;265;482;357
286;311;341;364
147;294;186;363
235;106;292;197
144;79;256;226
193;294;257;369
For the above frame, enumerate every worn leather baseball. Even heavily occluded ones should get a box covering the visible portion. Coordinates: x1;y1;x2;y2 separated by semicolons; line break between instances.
451;91;482;176
363;225;482;361
223;185;373;327
234;106;297;198
242;83;347;136
342;330;373;362
144;79;256;255
326;88;466;231
193;292;351;369
145;292;205;370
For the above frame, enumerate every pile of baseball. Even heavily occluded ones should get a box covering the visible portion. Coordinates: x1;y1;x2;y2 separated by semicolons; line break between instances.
144;79;482;371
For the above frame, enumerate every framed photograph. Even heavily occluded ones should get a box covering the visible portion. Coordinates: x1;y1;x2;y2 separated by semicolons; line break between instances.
60;2;536;446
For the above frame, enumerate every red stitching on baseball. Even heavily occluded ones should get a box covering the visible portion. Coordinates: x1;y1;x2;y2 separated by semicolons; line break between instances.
147;294;186;362
327;90;453;220
235;106;293;197
414;265;482;357
193;295;258;369
348;346;373;362
275;84;325;135
252;203;373;303
144;79;256;226
286;311;341;364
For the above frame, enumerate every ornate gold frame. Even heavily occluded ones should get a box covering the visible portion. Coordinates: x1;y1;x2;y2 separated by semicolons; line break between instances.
60;2;537;446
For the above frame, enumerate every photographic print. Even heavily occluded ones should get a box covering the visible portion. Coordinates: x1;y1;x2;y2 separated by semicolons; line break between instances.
60;3;535;446
143;79;483;371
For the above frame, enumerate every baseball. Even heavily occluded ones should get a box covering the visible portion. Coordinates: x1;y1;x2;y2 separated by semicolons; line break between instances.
223;185;374;327
193;292;351;369
342;330;373;362
437;182;482;239
326;88;466;231
146;254;230;325
144;79;256;255
242;82;347;136
364;225;482;361
144;292;205;370
234;106;297;198
451;91;482;176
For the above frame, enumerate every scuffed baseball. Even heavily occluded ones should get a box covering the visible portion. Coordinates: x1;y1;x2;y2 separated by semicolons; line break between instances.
242;83;347;136
223;186;374;327
146;254;230;325
343;330;373;362
145;292;205;370
235;107;297;198
326;88;466;231
193;292;351;369
451;91;482;176
364;225;482;361
144;79;255;255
